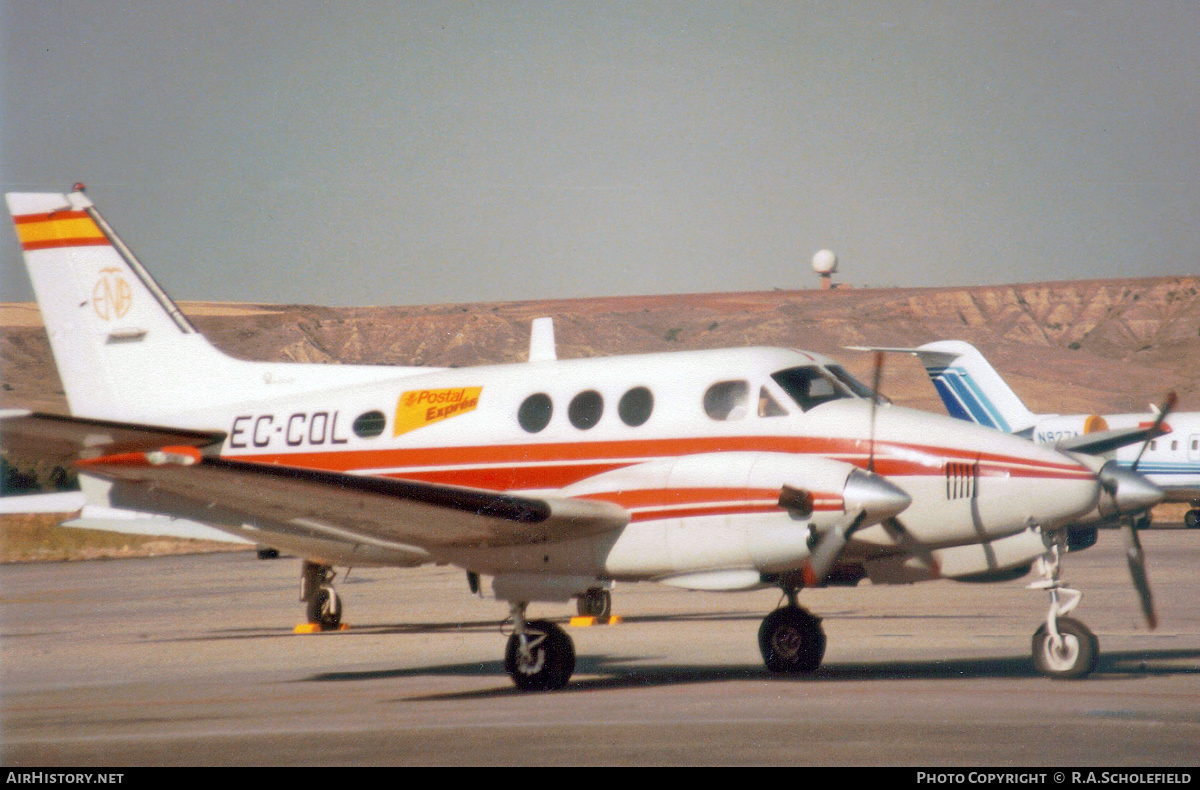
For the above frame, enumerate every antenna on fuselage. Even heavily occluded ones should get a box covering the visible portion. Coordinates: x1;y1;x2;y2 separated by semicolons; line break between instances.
529;317;557;362
868;351;884;472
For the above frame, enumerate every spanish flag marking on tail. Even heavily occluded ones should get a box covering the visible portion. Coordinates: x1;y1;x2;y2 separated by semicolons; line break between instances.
13;210;108;251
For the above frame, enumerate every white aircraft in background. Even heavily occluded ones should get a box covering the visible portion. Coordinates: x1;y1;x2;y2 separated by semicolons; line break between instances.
857;341;1199;529
1;187;1169;690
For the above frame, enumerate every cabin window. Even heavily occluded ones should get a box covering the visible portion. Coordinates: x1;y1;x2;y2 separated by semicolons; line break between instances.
352;410;387;438
618;386;654;426
518;393;553;433
704;380;749;421
758;387;788;417
568;390;604;430
771;366;845;412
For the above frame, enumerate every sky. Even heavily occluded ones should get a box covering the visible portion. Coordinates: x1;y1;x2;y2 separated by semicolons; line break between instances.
2;1;1198;307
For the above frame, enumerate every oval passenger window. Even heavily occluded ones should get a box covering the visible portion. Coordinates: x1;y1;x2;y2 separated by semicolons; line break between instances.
518;393;553;433
618;387;653;427
568;390;604;430
352;410;387;438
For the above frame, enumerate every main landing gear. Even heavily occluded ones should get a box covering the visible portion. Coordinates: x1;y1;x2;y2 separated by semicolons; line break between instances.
301;560;342;630
576;587;612;618
758;585;827;674
1028;542;1098;679
1185;502;1199;530
504;603;575;691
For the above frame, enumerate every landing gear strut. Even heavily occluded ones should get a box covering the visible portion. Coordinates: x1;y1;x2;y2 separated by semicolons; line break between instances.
503;603;575;691
301;560;342;630
1028;541;1098;679
758;585;826;674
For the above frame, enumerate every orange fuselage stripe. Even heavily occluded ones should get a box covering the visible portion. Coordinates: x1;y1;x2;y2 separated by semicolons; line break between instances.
225;435;1091;494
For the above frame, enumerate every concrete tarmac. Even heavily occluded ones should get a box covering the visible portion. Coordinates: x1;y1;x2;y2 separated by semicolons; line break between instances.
2;528;1198;766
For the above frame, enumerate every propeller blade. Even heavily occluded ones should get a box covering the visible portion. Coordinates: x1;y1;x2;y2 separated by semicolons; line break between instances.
868;351;884;473
1121;517;1158;629
802;511;867;587
1131;391;1177;473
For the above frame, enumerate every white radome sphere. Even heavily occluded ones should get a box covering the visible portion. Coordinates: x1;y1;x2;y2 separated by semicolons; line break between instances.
812;249;838;275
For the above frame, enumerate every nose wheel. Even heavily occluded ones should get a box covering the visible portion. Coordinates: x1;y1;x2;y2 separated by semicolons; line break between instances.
1032;616;1098;679
758;606;826;673
1028;543;1098;679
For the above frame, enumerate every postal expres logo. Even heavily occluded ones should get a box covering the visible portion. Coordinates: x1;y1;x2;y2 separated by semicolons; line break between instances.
394;387;482;436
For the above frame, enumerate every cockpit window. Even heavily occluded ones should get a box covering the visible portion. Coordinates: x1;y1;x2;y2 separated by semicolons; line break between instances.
757;387;788;417
771;366;849;412
704;380;749;421
827;364;887;402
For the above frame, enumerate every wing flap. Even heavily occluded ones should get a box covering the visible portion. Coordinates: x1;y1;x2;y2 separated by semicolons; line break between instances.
76;451;629;550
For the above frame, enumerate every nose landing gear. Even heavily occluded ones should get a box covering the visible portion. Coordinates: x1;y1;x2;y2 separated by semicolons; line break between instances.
1028;543;1098;679
758;584;827;674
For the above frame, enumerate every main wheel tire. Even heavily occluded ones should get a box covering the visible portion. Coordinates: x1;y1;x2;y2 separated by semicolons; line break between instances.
306;585;342;630
758;607;826;673
1032;617;1098;679
1185;509;1199;529
576;588;612;618
504;619;575;691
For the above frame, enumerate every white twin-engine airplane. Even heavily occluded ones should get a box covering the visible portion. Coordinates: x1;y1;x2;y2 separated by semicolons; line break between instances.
857;341;1200;529
1;187;1170;690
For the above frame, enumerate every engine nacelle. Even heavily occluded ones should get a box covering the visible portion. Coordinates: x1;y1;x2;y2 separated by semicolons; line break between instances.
1031;415;1108;446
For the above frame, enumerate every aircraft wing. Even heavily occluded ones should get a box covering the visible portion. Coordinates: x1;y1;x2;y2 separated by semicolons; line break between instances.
1055;424;1168;456
74;447;629;551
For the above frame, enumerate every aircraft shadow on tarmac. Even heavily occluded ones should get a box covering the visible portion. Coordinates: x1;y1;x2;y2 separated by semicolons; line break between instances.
298;647;1200;701
153;609;793;644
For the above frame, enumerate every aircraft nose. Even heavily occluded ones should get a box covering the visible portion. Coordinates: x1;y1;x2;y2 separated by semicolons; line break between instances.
843;468;912;524
1098;461;1166;518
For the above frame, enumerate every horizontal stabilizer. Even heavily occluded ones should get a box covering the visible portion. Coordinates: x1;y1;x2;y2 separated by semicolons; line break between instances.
1;411;224;466
63;505;253;545
0;491;86;514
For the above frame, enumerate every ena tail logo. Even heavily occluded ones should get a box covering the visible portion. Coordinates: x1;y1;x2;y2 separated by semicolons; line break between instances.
93;267;132;321
394;387;483;436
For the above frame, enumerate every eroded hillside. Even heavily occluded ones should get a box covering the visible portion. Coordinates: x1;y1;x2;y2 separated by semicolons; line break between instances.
2;276;1197;417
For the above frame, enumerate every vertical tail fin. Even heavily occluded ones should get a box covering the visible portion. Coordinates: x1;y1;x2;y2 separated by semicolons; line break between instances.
910;341;1039;434
7;187;403;424
7;188;230;420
